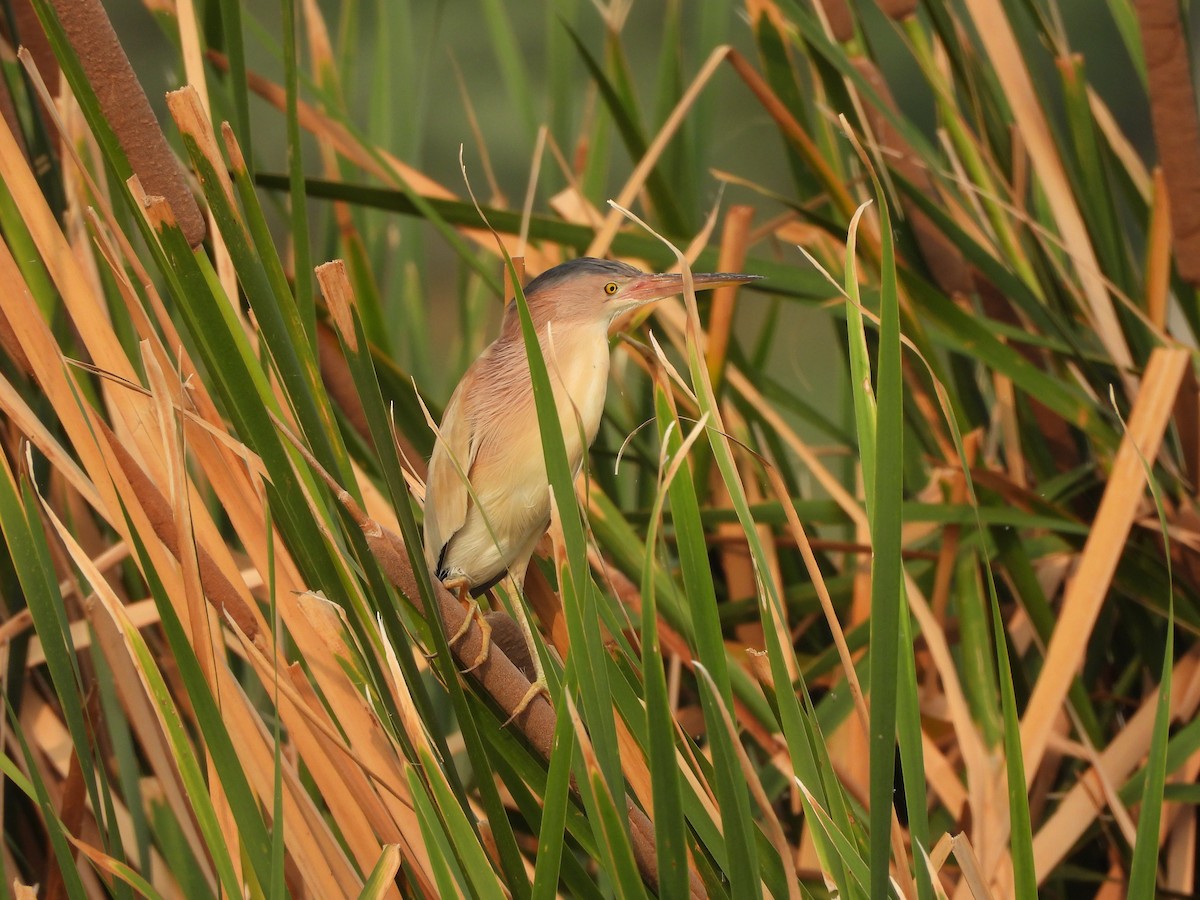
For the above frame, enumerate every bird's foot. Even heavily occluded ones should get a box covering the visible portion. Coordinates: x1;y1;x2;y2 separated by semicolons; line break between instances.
447;594;492;673
502;677;552;726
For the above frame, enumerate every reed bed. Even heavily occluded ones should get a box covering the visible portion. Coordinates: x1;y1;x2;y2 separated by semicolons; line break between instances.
0;0;1195;897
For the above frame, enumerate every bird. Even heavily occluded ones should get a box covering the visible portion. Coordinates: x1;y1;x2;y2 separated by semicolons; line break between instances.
422;257;758;676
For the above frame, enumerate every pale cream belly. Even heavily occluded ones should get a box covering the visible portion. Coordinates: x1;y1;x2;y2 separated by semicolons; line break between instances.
438;459;550;588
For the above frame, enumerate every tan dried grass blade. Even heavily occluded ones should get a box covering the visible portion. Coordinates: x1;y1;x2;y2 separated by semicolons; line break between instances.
1020;347;1189;779
587;46;733;257
1031;647;1200;884
959;0;1133;379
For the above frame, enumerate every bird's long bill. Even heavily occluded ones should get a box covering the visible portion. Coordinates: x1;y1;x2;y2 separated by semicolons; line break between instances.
621;271;761;306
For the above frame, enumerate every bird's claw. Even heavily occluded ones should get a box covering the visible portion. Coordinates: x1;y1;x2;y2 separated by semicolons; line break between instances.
448;599;492;673
502;678;551;726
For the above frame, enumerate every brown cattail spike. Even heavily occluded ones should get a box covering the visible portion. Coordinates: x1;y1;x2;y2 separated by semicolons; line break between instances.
46;0;207;248
1137;0;1200;284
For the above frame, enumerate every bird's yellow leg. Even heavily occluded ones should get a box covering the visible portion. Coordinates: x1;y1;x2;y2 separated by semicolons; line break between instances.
498;570;552;725
443;579;491;672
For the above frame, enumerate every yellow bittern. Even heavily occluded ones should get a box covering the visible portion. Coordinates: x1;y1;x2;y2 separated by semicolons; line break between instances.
423;257;758;672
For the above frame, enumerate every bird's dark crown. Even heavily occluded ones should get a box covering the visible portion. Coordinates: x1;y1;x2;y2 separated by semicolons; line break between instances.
521;257;641;298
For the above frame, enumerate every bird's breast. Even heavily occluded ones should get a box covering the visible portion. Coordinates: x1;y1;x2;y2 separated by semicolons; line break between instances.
546;327;611;462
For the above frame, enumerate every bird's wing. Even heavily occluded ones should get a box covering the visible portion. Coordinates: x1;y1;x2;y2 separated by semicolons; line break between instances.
423;369;481;575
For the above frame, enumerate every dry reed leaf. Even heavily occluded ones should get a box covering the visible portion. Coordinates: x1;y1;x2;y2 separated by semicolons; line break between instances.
32;494;208;891
316;259;359;353
54;248;436;897
1165;794;1198;894
921;732;968;821
1020;347;1189;780
949;832;995;900
144;346;213;666
64;833;179;898
0;372;100;512
95;417;265;642
0;239;202;651
1087;88;1151;202
223;605;414;807
0;113;146;407
283;666;420;899
587;46;732;257
287;590;428;834
550;183;606;229
167;0;239;298
166;87;241;234
19;50;214;410
223;588;424;897
26;598;157;666
958;0;1132;379
706;205;754;388
120;395;425;841
87;608;208;891
144;340;245;881
1031;647;1200;884
376;614;439;760
218;671;364;897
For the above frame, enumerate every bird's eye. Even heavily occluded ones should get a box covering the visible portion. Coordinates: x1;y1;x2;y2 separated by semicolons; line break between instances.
604;282;619;296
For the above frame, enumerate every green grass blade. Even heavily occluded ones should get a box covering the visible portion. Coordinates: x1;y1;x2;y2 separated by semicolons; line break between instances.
214;0;253;168
840;141;908;900
280;0;315;342
530;681;579;900
4;706;90;900
1126;610;1172;897
417;747;507;900
508;259;624;800
643;388;706;897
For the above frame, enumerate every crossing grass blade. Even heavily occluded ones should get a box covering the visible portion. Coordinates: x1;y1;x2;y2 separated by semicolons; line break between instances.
644;390;709;897
848;160;908;900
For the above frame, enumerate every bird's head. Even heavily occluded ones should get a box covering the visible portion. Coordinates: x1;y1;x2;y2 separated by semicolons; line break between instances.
511;257;760;332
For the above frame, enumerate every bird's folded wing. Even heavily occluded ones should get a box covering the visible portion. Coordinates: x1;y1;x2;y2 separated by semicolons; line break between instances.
423;377;481;573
